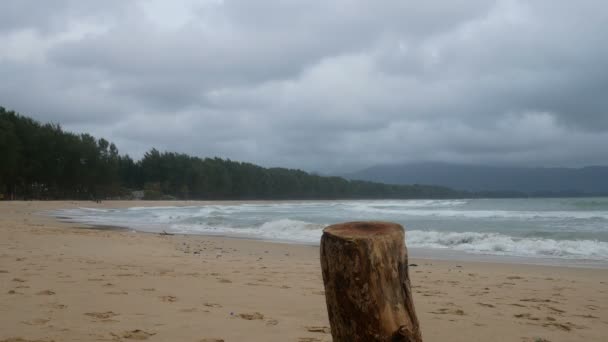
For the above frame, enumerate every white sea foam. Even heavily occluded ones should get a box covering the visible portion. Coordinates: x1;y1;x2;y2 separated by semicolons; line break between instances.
406;230;608;260
77;207;110;213
51;199;608;262
171;219;325;243
166;220;608;260
346;206;608;220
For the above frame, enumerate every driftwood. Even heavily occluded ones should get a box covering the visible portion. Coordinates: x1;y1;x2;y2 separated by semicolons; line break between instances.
320;221;422;342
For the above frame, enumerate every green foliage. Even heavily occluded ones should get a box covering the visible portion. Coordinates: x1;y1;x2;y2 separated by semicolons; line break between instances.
143;182;162;200
0;106;468;200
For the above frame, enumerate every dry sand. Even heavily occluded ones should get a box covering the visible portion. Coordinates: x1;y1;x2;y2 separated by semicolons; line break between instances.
1;200;607;342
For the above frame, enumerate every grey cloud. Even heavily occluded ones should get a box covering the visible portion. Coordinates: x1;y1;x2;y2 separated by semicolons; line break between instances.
0;0;607;172
0;0;129;33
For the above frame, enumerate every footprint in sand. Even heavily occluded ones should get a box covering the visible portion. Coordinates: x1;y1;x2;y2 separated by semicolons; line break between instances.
159;295;177;302
87;278;104;281
36;290;55;295
514;313;541;321
85;311;119;320
506;276;524;280
105;290;128;295
546;306;565;314
0;338;54;342
42;302;67;310
112;330;156;340
430;308;466;316
305;326;331;334
20;318;50;326
520;298;557;304
575;314;599;319
542;321;582;331
298;338;322;342
266;319;279;326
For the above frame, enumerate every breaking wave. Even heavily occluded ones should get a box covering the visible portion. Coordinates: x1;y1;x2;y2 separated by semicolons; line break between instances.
51;198;608;263
406;230;608;260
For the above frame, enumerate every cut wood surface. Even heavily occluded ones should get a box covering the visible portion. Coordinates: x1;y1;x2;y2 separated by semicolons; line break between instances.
320;221;422;342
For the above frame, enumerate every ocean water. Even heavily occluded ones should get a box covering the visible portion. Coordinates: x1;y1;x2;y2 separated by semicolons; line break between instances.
53;198;608;266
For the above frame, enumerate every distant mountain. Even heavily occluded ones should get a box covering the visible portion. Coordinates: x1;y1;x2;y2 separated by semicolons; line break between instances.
344;163;608;195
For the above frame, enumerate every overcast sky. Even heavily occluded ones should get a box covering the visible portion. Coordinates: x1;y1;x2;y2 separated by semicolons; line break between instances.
1;0;607;172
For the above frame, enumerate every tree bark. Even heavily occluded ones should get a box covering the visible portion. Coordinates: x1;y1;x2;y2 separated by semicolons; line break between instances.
320;221;422;342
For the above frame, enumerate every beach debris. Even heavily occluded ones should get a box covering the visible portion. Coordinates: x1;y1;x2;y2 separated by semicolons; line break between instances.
237;312;264;320
199;339;225;342
159;230;174;236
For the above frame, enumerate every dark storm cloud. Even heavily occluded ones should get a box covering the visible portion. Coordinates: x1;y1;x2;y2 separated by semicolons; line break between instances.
0;0;607;172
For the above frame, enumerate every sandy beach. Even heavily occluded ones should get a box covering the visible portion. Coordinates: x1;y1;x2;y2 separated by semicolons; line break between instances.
1;201;607;342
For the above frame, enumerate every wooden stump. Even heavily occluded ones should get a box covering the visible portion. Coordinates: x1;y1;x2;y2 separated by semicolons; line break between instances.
320;221;422;342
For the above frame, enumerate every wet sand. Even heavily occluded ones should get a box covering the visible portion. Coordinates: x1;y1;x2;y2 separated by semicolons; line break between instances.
1;201;607;342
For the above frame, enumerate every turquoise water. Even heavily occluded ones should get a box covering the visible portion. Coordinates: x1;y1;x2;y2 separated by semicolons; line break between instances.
54;198;608;264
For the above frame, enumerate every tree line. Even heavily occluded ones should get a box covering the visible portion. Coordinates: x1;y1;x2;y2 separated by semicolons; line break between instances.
0;106;468;200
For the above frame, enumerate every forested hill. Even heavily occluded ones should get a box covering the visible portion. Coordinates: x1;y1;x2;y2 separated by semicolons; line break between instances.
0;107;467;200
345;162;608;196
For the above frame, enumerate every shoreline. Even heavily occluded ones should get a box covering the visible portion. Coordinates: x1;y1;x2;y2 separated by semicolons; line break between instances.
1;200;608;341
62;222;608;270
47;201;608;270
